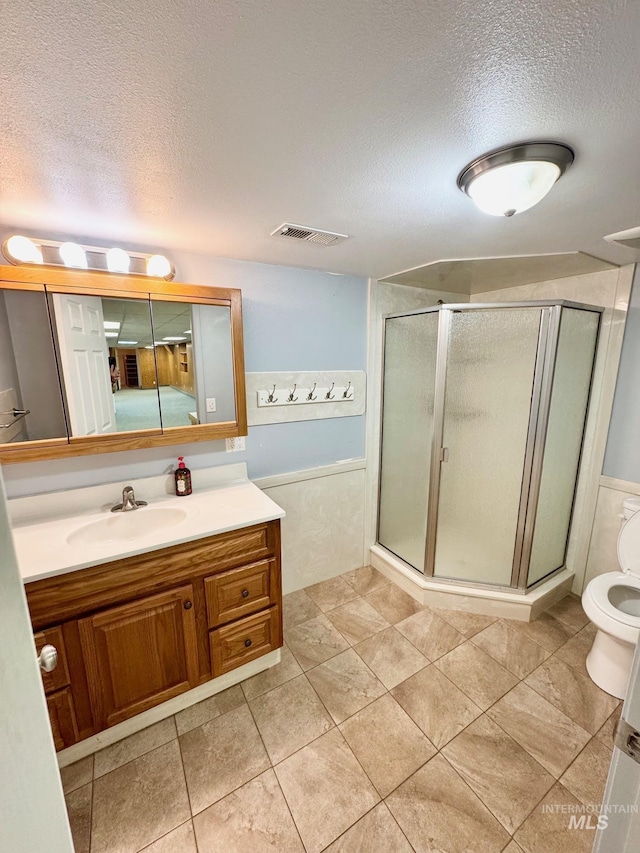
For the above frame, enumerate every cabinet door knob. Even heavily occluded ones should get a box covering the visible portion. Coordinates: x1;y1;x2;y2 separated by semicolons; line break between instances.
241;589;250;598
244;639;252;648
184;600;193;610
38;644;58;673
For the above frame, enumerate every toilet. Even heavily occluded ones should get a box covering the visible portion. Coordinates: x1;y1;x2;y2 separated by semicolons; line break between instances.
582;496;640;699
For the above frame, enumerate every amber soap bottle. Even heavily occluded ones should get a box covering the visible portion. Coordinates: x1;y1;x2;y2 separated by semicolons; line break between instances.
175;456;192;496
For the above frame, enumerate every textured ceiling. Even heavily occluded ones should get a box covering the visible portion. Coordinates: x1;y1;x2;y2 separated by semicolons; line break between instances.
2;0;640;279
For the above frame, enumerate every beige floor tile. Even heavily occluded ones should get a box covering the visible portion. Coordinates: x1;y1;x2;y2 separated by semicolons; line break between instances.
60;754;93;794
285;613;350;670
305;576;359;612
365;583;424;624
472;620;550;679
341;565;390;596
66;782;92;853
194;769;304;852
443;714;555;834
326;597;390;645
434;608;497;638
487;682;590;777
339;694;435;797
323;803;412;852
249;674;334;763
506;612;575;652
525;655;619;734
91;740;190;853
140;820;197;852
514;782;595;853
387;754;510;853
555;624;596;673
94;716;177;778
435;641;518;710
595;704;622;750
547;594;590;632
503;842;526;853
180;704;270;814
560;738;612;807
354;626;428;689
274;728;379;853
306;648;385;723
391;664;482;748
396;607;466;660
175;684;245;736
282;588;322;630
241;645;303;701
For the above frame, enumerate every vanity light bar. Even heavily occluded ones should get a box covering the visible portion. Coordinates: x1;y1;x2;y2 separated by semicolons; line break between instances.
2;236;175;280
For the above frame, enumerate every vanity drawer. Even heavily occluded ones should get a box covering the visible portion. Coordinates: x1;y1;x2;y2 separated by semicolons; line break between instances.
47;687;79;751
209;606;281;676
205;559;276;627
34;626;70;694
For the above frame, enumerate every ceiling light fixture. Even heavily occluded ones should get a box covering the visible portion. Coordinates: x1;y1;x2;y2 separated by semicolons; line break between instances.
457;142;574;217
117;340;138;345
105;332;118;338
103;321;120;329
163;336;187;342
1;236;175;280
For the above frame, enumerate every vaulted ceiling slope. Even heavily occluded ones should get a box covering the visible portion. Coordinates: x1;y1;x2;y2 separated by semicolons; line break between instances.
2;0;639;278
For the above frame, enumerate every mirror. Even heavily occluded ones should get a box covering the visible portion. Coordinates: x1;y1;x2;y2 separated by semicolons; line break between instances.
48;293;161;436
0;263;247;463
151;299;236;429
0;287;68;443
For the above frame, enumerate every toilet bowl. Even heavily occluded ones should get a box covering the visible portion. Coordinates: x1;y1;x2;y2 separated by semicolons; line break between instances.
582;496;640;699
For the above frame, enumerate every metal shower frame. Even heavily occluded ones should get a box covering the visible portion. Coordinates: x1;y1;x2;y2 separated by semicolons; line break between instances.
377;299;603;593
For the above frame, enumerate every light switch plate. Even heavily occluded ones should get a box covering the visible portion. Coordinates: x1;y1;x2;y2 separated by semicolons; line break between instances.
206;397;216;412
225;436;246;452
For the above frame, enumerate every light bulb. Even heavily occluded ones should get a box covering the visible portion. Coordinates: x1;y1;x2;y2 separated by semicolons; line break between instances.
106;247;131;273
466;161;561;216
5;235;43;264
59;242;88;268
146;254;172;278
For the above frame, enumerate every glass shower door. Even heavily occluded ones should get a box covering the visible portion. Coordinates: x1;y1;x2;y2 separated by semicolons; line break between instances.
432;308;543;585
378;311;439;571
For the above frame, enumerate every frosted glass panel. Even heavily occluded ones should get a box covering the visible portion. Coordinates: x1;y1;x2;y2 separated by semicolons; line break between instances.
527;308;600;585
434;309;542;585
378;312;439;570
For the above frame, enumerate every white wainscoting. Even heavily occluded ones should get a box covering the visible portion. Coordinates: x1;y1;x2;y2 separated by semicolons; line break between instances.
255;459;367;593
583;475;640;590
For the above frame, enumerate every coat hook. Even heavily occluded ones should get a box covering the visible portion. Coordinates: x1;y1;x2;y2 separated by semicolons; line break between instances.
287;384;299;403
266;384;278;403
307;383;317;401
325;382;335;400
342;381;352;399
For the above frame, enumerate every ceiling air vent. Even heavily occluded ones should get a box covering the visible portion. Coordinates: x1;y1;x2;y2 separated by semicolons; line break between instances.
604;226;640;251
271;223;349;246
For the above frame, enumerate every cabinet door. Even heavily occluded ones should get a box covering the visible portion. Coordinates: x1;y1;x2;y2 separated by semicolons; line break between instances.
79;585;199;728
47;688;79;751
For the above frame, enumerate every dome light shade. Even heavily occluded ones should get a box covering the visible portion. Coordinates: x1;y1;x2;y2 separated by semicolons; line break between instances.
458;142;574;217
59;242;88;268
146;254;173;278
106;247;131;273
4;235;43;264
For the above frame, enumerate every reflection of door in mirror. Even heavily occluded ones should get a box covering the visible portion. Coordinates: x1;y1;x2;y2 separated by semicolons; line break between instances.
0;288;68;443
50;294;161;436
150;301;199;427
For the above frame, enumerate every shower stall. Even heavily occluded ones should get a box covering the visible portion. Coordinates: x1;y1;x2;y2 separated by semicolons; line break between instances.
377;301;602;592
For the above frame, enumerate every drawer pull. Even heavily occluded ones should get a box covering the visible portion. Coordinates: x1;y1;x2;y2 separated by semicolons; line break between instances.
38;644;58;673
244;639;252;648
241;589;250;598
184;600;193;610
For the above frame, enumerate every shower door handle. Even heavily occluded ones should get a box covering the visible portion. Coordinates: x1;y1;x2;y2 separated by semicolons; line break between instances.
440;447;449;462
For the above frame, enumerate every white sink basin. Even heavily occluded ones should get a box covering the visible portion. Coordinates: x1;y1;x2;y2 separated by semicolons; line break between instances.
66;507;188;546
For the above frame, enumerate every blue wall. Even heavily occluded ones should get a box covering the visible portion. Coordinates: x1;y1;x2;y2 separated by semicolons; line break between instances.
0;243;368;497
603;265;640;483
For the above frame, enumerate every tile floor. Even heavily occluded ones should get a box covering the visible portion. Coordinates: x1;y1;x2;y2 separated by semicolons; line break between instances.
62;567;622;853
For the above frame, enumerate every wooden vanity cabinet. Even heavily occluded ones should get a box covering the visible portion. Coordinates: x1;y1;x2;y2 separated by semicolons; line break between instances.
26;519;282;750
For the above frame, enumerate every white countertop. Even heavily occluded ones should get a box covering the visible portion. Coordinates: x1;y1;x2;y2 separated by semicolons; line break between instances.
10;463;285;584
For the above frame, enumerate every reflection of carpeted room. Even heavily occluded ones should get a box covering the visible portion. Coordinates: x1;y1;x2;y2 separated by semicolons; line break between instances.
113;387;196;432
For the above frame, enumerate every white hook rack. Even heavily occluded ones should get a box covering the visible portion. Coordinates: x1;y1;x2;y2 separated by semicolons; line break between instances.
257;381;355;408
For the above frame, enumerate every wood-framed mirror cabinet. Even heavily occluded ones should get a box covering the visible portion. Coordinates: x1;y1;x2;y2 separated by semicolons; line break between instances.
0;264;247;463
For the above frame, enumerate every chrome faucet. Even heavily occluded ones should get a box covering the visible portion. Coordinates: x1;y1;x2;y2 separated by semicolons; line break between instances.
111;485;148;513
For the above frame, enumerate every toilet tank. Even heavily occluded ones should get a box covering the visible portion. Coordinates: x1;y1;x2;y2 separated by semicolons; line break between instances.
622;496;640;521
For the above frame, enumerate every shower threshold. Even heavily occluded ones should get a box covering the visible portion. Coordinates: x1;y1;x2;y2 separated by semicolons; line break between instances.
370;544;573;622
